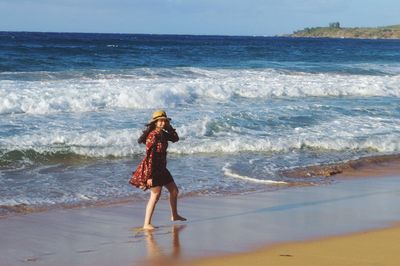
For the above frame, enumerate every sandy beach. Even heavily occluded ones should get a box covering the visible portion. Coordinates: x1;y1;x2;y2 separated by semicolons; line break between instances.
0;160;399;265
190;225;400;266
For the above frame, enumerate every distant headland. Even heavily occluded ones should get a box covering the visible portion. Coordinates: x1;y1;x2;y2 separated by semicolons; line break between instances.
289;23;400;39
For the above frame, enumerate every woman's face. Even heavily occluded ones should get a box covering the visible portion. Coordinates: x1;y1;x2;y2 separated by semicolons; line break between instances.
155;119;167;129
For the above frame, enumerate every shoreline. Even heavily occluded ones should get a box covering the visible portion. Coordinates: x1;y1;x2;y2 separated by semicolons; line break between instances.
1;153;399;218
289;35;400;40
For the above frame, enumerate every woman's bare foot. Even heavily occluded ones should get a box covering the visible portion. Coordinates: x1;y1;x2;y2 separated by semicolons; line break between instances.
143;224;155;230
171;215;187;221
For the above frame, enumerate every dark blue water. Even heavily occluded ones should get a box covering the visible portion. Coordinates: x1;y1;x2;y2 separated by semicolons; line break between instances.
1;31;400;74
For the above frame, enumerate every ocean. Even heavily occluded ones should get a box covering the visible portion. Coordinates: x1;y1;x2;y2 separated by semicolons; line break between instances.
0;32;399;215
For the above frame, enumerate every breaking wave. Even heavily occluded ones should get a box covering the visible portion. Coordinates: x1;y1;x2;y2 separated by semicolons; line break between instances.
1;124;399;166
1;68;399;115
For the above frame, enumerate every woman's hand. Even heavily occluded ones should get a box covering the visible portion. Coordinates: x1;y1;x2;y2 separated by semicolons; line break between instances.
165;122;174;132
146;179;153;187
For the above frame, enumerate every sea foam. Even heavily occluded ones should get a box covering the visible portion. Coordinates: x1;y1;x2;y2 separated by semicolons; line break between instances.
0;68;399;115
223;163;287;184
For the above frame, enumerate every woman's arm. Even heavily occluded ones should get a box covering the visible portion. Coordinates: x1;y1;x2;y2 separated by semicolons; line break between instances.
164;124;179;143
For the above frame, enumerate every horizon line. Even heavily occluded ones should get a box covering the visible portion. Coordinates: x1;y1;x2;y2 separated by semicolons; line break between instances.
0;29;285;38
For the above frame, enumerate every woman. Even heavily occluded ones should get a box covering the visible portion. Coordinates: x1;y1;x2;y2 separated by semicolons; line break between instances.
130;110;186;230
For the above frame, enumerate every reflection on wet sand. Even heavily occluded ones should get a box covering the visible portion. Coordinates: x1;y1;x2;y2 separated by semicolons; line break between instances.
143;225;186;264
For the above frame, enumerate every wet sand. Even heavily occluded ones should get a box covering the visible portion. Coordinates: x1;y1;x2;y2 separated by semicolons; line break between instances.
0;164;399;265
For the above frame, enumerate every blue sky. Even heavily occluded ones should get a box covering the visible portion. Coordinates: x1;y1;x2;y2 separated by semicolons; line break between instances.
1;0;399;35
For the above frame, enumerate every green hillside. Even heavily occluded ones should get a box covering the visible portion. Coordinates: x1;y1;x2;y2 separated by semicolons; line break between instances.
291;24;400;39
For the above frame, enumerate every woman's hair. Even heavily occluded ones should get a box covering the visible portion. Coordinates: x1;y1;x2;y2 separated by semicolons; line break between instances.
138;122;155;144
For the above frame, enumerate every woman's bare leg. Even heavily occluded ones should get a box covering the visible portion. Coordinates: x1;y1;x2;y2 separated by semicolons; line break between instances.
165;182;186;221
143;186;162;229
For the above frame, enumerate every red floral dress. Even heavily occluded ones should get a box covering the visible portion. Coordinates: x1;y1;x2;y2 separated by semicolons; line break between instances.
130;128;179;188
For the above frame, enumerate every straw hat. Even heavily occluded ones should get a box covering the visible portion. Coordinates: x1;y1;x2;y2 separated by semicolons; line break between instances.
148;110;171;124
